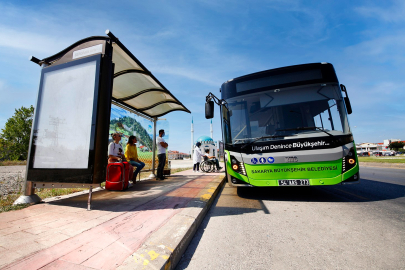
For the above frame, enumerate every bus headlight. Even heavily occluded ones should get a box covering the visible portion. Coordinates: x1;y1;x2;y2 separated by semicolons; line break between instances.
342;148;357;172
230;155;246;176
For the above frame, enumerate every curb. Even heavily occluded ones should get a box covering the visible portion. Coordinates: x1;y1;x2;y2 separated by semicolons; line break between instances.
118;174;226;270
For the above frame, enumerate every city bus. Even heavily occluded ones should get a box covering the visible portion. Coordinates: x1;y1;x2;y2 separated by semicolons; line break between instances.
205;63;359;187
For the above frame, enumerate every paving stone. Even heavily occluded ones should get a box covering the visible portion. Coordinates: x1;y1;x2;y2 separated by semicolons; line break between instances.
0;231;38;249
60;244;103;265
0;171;224;270
0;248;23;268
13;241;47;257
81;241;133;269
35;231;71;248
39;259;94;270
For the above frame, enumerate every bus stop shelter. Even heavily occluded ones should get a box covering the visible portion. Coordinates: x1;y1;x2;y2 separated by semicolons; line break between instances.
15;30;190;206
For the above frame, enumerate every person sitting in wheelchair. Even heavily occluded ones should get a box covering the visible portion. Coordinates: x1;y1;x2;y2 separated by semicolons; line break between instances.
203;149;222;172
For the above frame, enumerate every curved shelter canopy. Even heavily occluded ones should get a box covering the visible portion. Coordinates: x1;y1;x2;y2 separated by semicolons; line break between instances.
35;30;190;119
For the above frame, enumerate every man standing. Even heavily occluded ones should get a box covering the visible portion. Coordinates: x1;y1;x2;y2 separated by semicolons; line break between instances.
156;129;168;180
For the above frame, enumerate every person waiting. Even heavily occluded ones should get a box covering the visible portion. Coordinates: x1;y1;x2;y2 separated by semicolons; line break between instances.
203;149;222;172
125;135;145;181
108;133;126;163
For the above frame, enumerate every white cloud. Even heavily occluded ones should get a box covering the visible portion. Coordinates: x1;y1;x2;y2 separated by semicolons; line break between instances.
344;35;405;60
356;0;405;22
0;26;70;55
154;66;220;87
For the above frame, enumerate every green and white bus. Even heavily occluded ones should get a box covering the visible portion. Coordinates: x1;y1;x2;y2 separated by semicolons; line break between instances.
206;63;359;187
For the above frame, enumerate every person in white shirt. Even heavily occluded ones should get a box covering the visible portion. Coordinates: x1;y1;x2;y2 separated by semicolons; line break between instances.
156;129;168;180
108;133;126;163
193;142;203;172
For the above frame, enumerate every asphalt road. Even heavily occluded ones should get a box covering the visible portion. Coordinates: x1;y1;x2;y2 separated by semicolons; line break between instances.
176;166;405;270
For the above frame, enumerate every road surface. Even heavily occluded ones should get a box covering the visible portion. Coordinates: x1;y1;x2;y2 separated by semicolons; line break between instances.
176;166;405;270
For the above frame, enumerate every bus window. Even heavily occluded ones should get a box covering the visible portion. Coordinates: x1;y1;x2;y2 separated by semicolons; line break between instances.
222;105;232;144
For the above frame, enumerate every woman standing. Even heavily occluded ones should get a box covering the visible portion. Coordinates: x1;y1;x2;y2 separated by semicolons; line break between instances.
125;135;145;181
193;142;203;172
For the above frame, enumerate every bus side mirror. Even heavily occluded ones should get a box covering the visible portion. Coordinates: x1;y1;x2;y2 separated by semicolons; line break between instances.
344;97;352;115
340;84;352;115
205;100;214;119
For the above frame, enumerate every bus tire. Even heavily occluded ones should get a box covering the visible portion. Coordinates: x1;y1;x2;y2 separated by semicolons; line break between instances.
224;167;230;185
237;186;249;196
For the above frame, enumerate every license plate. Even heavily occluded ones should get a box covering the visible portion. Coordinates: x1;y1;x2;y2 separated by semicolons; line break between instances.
278;179;310;186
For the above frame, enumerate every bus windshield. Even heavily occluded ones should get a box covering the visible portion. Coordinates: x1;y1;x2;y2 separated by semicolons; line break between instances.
225;84;350;145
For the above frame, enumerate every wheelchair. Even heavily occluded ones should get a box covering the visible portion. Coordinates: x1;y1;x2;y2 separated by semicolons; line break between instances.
200;156;216;173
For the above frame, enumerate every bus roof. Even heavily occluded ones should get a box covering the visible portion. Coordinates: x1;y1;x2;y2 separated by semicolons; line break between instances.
226;62;337;83
221;62;340;98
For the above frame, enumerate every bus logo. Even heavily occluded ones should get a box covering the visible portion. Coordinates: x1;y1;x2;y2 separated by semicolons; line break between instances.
285;156;298;163
251;158;258;164
268;157;275;163
259;157;266;164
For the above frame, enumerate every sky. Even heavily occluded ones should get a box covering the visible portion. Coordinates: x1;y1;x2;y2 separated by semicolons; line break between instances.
0;0;404;153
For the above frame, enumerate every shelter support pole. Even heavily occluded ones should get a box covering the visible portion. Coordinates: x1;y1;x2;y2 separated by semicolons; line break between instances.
13;165;42;205
25;181;35;196
13;180;41;205
149;117;157;179
87;186;93;211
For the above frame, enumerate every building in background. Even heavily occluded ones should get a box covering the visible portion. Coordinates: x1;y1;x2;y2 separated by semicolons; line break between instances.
168;150;189;160
195;135;218;158
190;117;220;159
356;139;405;155
356;143;378;153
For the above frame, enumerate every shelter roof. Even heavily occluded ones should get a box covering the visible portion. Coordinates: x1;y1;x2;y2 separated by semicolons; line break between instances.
33;30;190;119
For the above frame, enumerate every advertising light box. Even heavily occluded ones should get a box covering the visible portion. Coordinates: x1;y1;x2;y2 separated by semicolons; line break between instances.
27;52;112;184
33;58;99;169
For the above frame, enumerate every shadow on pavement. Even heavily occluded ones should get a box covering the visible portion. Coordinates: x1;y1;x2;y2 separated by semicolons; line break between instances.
45;174;206;212
236;178;405;203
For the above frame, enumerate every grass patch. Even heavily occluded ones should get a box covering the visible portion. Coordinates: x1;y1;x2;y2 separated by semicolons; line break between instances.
0;160;27;166
1;187;87;214
358;156;405;163
0;193;30;213
35;187;88;198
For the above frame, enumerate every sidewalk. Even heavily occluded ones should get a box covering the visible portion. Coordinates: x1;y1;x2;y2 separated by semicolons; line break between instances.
0;169;225;270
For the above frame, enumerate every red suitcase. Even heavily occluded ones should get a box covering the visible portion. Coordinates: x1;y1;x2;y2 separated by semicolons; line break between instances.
106;162;132;191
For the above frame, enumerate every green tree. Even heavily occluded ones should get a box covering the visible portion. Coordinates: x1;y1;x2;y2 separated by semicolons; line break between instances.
0;138;6;158
388;141;405;151
0;105;34;160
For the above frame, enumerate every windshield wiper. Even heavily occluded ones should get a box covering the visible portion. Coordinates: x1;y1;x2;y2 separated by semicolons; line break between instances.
276;127;334;137
240;135;293;149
